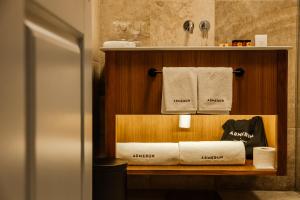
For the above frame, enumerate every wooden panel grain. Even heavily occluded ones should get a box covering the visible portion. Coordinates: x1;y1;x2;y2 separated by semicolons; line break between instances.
127;160;277;176
162;51;196;67
116;115;277;148
229;51;278;114
105;51;163;156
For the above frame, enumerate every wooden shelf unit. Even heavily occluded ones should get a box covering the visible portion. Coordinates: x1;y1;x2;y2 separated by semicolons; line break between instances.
102;49;288;175
116;115;277;176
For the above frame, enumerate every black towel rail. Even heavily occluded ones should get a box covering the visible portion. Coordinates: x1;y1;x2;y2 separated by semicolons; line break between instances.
148;67;245;77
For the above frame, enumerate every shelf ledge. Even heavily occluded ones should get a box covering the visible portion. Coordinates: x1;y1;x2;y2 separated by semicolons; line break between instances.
127;161;277;176
101;46;292;52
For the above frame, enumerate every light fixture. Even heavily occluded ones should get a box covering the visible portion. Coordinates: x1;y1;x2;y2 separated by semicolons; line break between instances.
179;115;191;129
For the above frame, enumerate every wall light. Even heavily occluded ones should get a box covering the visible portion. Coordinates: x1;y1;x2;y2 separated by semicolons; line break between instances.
179;115;191;129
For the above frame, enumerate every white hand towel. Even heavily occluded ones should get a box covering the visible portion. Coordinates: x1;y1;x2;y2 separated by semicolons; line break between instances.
179;141;245;165
116;143;180;165
161;67;198;114
103;41;136;48
197;67;233;114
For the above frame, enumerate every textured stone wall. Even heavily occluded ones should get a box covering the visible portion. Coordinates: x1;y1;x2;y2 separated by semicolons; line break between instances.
98;0;215;46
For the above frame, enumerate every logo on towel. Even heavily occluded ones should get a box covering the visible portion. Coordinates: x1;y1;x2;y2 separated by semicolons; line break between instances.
132;154;155;158
173;99;191;103
207;98;224;103
229;131;254;140
201;155;224;160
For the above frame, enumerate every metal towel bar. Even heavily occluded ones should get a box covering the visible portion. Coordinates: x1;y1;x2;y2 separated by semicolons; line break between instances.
148;67;245;77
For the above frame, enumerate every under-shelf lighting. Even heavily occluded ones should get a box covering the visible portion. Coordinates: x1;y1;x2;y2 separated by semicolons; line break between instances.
179;115;191;129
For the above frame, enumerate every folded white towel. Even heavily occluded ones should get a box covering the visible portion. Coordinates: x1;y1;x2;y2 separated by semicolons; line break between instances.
103;41;136;48
179;141;245;165
197;67;233;114
161;67;198;114
116;143;180;165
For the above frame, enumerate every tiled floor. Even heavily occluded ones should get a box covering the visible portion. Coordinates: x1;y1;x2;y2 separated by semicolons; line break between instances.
127;190;300;200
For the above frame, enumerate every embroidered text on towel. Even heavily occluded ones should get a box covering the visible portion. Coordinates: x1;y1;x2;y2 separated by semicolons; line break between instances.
201;155;224;160
207;98;225;103
132;154;155;158
173;99;191;103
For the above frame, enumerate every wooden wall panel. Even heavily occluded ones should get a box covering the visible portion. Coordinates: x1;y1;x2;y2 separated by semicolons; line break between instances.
116;115;277;149
104;50;287;175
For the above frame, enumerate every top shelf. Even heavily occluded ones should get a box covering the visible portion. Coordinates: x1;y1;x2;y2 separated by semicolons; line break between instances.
101;46;292;52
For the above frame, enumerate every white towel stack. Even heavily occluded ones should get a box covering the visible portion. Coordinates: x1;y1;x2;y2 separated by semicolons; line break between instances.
116;141;246;166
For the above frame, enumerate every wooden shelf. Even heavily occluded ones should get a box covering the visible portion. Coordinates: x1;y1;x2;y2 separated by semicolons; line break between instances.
127;160;277;176
118;115;278;176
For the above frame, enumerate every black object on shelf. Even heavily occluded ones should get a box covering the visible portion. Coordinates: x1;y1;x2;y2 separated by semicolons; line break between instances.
93;158;128;200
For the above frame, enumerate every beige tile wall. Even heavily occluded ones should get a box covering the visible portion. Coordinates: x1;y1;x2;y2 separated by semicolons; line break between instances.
215;0;298;191
98;0;215;46
93;0;299;191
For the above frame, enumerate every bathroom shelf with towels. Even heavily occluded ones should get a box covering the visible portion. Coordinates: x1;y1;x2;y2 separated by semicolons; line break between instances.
115;115;278;176
102;48;288;176
148;67;245;77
